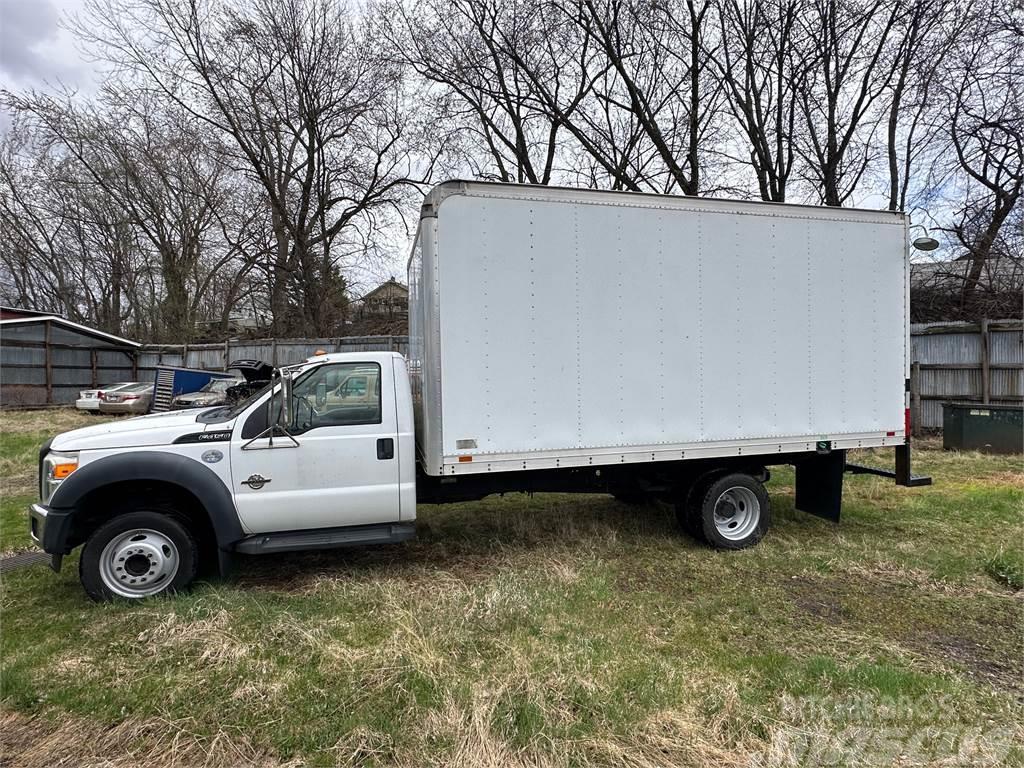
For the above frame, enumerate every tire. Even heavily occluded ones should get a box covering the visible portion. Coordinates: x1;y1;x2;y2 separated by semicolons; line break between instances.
696;473;770;550
79;510;198;602
675;476;713;541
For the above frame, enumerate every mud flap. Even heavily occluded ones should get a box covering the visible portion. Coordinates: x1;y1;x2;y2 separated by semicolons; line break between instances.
795;450;846;522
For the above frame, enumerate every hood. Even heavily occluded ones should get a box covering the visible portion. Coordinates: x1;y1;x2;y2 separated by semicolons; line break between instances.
50;410;235;452
175;392;225;406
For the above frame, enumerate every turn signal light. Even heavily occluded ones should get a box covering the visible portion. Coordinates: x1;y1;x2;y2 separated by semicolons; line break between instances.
51;463;78;480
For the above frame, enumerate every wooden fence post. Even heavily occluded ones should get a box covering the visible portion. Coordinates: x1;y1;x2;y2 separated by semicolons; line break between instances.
224;339;230;371
910;360;922;438
90;349;98;387
980;318;990;405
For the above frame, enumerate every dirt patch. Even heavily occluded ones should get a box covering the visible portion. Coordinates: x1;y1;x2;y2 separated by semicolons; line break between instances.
0;709;292;768
782;570;1024;695
916;632;1024;696
784;580;850;625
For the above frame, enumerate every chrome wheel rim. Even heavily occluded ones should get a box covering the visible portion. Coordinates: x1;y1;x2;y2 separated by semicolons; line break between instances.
99;528;179;598
712;487;760;541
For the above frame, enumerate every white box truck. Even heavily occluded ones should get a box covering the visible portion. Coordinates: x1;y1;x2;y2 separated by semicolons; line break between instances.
29;181;930;601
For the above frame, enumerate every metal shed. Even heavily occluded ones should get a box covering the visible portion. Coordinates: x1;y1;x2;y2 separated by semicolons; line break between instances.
0;308;140;407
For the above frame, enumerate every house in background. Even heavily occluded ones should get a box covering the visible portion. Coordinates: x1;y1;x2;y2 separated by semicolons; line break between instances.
193;313;267;339
355;278;408;322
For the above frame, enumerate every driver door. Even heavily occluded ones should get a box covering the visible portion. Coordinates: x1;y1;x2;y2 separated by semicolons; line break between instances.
229;361;401;533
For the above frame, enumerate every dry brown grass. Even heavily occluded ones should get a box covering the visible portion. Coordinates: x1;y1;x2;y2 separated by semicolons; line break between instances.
0;408;114;436
0;409;120;498
0;710;295;768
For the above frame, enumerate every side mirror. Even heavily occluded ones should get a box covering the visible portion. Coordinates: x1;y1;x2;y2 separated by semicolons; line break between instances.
315;381;327;407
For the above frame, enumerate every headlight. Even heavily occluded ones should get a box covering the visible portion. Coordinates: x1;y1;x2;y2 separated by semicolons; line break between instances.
41;451;78;503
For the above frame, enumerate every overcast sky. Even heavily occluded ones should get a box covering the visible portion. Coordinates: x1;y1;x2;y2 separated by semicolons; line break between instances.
0;0;95;93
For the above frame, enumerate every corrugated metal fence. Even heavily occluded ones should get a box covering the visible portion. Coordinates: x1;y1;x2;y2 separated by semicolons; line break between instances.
136;336;409;382
910;320;1023;431
6;323;1021;430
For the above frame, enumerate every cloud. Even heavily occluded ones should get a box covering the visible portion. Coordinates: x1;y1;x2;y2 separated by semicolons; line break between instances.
0;0;94;90
0;0;62;82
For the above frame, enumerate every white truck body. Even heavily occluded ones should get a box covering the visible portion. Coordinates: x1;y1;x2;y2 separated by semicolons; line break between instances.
410;181;908;477
31;181;929;601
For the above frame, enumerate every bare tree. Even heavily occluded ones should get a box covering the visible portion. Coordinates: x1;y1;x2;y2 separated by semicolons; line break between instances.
3;89;244;341
709;0;804;201
791;0;905;206
380;0;581;185
0;119;147;335
945;17;1022;317
556;0;722;194
77;0;421;335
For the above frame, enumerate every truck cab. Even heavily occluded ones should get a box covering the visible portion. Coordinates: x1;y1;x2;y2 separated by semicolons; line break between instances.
30;352;416;601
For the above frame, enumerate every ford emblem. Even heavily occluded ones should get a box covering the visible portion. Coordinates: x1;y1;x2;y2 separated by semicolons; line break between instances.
201;449;224;464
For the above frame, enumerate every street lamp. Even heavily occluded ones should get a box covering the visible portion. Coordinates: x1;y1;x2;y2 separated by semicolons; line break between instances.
909;224;939;251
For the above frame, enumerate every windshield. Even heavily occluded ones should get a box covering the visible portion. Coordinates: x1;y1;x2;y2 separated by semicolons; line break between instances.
194;360;328;424
198;380;274;423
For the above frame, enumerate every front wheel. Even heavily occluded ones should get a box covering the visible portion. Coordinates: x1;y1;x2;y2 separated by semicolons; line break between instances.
79;511;198;601
696;473;770;550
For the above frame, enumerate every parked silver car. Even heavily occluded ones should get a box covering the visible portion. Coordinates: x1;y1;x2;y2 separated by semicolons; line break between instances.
98;383;154;415
171;377;244;409
76;382;133;413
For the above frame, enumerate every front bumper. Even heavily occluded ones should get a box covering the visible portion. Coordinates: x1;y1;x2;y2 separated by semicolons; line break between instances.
29;503;74;571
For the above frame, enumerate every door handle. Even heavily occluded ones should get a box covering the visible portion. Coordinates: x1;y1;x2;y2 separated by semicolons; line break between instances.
377;438;394;460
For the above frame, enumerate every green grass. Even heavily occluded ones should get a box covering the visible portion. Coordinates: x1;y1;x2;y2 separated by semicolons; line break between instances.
1;410;1022;767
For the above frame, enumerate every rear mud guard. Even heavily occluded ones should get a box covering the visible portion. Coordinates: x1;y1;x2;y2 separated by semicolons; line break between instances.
795;450;846;522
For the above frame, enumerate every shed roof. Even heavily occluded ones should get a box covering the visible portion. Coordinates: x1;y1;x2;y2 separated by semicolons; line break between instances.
0;306;54;320
0;313;141;348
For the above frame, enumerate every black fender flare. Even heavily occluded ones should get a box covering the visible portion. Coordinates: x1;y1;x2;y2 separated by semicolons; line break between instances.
48;451;244;550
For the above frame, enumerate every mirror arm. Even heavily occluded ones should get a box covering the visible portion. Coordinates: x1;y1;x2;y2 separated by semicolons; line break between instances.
244;369;301;450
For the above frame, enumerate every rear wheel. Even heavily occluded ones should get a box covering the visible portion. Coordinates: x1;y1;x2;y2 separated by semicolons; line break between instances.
697;473;770;550
79;510;198;602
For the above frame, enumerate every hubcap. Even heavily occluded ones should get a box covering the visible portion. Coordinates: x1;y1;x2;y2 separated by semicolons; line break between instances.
98;528;179;598
712;486;761;541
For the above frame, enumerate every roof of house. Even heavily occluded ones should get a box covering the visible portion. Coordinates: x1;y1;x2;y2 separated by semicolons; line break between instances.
0;309;141;348
359;278;408;302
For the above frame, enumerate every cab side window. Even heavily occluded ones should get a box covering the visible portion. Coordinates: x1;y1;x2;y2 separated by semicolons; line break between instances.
290;362;382;431
241;362;383;439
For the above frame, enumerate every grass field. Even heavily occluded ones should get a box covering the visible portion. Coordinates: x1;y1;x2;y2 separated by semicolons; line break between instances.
1;409;1022;767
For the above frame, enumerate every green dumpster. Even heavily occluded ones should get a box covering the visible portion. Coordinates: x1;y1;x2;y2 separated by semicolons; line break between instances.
942;403;1023;454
